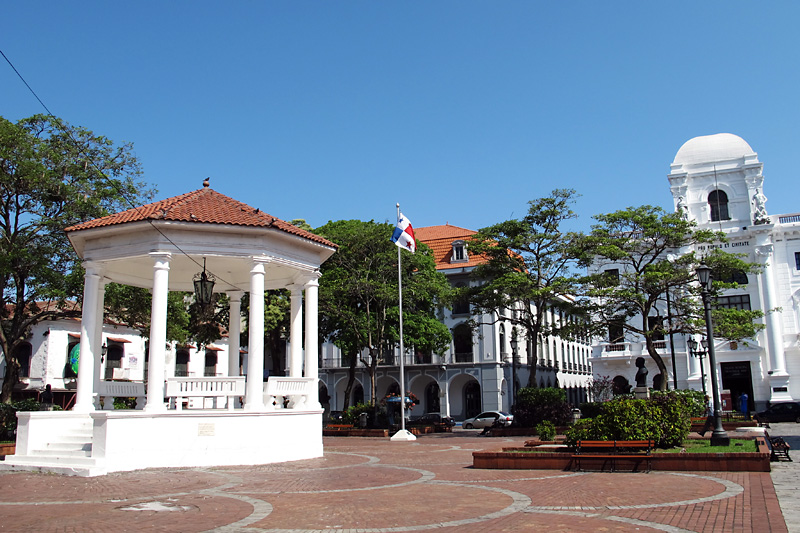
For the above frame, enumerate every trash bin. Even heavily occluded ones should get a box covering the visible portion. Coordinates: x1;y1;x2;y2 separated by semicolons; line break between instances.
571;408;581;424
359;412;368;428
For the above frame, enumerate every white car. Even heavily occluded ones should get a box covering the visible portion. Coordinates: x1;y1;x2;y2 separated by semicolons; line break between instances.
462;411;513;430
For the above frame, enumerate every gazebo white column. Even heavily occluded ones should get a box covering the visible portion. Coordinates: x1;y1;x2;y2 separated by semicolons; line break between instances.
227;291;243;376
289;284;303;377
144;252;171;412
92;279;106;409
304;273;321;408
74;262;103;413
245;258;267;411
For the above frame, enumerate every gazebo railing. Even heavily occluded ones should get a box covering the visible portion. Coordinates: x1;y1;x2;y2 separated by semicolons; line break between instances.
99;380;146;410
263;377;316;410
165;376;246;410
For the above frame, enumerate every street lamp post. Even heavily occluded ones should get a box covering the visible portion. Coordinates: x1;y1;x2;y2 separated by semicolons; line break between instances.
696;262;730;447
510;336;518;410
686;338;708;398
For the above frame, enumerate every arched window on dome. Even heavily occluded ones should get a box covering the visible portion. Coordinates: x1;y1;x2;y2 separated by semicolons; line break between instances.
708;190;730;222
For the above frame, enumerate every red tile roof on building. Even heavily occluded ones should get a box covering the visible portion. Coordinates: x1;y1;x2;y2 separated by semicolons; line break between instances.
415;224;487;270
64;182;336;249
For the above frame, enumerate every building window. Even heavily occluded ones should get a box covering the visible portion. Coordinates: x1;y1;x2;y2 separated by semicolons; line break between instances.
175;350;190;377
204;352;218;376
708;190;730;222
453;323;473;363
104;344;124;380
65;341;79;378
13;342;32;378
452;282;470;315
604;268;620;284
608;322;624;343
795;252;800;270
714;294;751;311
451;240;468;263
647;316;665;341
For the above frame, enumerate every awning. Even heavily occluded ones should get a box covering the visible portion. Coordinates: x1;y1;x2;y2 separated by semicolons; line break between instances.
106;336;131;343
205;345;223;352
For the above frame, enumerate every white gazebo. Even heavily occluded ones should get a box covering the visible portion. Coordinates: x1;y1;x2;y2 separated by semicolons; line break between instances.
1;180;336;476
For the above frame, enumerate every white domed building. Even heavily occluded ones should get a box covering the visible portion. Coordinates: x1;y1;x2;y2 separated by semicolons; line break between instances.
592;133;800;411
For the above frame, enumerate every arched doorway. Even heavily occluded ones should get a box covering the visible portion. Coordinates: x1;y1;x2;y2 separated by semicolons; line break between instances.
425;382;441;413
352;383;364;405
612;375;630;395
464;381;481;419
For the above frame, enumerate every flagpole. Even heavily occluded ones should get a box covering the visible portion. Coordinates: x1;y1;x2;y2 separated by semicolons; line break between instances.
397;203;406;433
391;203;415;441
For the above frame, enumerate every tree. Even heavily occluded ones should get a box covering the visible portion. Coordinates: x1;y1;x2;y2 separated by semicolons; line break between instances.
315;219;451;409
580;205;763;391
0;115;152;402
465;189;588;388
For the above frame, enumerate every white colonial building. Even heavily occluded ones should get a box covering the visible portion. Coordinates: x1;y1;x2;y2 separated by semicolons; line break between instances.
591;133;800;411
318;224;594;421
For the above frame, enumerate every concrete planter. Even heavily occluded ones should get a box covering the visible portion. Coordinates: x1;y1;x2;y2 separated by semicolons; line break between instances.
0;443;16;457
322;428;389;437
473;437;772;472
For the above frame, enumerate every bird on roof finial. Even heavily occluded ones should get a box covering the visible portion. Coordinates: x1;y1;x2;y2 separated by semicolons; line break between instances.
203;177;210;188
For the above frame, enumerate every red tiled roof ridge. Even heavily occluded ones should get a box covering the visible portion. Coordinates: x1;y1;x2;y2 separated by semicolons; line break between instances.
64;187;336;248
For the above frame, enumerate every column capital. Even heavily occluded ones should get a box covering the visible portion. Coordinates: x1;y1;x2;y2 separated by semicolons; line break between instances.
754;244;774;261
304;271;322;288
82;261;105;277
227;290;244;301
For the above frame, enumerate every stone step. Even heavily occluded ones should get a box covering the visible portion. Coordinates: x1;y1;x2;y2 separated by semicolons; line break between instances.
0;455;103;477
32;448;92;458
41;441;92;452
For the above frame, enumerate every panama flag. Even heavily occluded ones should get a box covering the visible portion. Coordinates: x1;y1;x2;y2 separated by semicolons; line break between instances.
392;212;416;253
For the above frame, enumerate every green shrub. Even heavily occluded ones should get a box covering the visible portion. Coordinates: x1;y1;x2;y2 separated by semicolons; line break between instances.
577;402;604;419
0;398;46;440
563;392;692;448
513;387;572;427
342;403;375;427
535;420;556;441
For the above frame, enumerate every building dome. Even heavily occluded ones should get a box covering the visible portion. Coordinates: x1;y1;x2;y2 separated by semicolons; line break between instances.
672;133;755;166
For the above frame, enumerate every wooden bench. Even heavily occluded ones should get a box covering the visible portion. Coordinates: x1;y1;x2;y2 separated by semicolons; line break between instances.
573;439;653;472
764;432;791;461
324;424;354;430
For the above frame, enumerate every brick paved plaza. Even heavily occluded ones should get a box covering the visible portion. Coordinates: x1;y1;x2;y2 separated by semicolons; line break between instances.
0;432;789;532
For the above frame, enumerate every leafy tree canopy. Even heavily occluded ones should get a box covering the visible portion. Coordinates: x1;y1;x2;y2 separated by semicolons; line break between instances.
0;114;153;401
315;219;451;407
579;205;763;390
466;189;588;387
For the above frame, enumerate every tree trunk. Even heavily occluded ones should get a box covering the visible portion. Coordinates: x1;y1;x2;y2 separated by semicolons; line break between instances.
1;359;20;404
342;352;358;411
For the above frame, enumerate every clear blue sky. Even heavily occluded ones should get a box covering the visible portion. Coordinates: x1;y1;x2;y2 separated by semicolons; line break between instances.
3;2;798;232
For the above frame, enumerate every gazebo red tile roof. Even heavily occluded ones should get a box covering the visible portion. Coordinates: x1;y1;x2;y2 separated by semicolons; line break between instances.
64;182;336;248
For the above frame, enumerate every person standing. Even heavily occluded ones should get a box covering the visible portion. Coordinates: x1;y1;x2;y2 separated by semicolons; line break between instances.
740;392;749;420
41;384;54;410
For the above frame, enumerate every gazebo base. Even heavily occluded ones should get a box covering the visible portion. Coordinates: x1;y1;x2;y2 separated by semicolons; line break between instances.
1;408;323;477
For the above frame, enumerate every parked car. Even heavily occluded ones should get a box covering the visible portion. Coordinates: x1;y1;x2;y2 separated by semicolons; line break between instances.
462;411;513;430
410;413;456;427
755;402;800;423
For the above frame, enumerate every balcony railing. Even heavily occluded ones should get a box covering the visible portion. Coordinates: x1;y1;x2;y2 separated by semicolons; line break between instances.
454;352;473;363
779;213;800;224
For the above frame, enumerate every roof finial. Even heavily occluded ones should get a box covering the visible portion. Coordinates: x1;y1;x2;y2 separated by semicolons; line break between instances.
203;177;210;188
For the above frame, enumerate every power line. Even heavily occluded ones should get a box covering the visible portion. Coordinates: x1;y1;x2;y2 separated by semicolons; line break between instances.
1;47;242;293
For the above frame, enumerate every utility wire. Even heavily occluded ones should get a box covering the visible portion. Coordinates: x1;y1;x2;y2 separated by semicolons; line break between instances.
1;47;242;292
